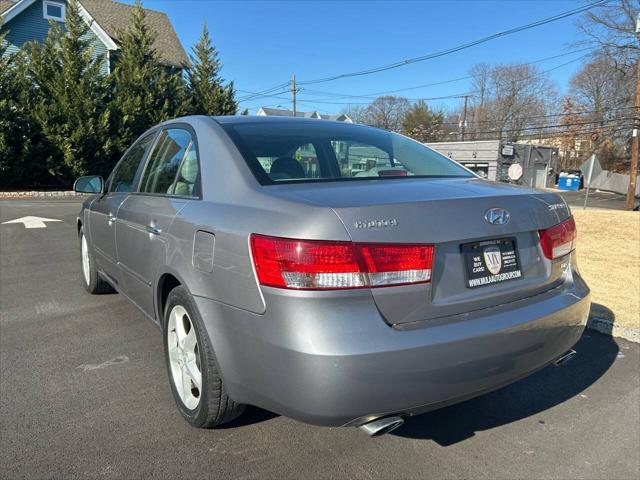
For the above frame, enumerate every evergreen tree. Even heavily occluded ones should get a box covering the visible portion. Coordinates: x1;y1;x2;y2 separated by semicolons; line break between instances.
402;100;444;143
110;0;184;157
25;0;111;183
0;20;53;187
0;21;24;186
185;22;237;116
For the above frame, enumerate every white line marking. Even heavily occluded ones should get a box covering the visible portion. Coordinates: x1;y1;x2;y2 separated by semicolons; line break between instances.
77;356;129;371
35;300;60;315
1;216;62;229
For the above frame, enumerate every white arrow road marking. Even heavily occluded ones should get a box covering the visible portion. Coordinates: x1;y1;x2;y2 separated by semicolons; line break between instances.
1;216;62;229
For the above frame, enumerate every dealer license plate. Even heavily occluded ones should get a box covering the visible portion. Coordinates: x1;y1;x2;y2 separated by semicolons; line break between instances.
462;238;522;289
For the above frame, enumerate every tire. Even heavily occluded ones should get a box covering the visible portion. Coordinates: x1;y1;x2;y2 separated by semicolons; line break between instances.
79;227;113;294
163;285;245;428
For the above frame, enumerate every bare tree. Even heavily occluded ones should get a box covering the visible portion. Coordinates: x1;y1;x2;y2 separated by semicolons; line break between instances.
576;0;639;206
576;0;639;70
468;63;491;139
362;96;410;132
461;63;557;141
340;104;368;124
470;63;491;110
570;55;633;116
569;54;636;169
559;96;582;168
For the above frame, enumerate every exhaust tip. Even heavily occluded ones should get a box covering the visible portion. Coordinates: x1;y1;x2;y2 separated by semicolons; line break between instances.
359;416;404;437
553;348;577;367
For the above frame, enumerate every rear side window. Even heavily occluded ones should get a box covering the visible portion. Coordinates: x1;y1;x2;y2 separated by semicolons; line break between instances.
221;121;472;185
108;133;155;193
168;142;199;197
140;129;193;194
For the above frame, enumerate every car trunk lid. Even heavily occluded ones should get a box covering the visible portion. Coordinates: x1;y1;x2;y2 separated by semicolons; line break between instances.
265;177;572;325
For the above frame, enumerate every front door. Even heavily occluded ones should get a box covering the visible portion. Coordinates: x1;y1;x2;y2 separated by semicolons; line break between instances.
116;128;199;318
89;132;157;286
89;193;127;284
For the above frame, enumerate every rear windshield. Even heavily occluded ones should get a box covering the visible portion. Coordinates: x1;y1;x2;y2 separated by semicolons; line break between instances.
221;121;473;185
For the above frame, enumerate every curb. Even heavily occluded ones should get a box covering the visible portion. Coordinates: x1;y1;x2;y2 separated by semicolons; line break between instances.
587;317;640;343
0;191;79;198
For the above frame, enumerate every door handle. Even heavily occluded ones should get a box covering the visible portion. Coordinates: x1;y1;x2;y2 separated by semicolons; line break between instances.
145;225;162;235
107;214;116;225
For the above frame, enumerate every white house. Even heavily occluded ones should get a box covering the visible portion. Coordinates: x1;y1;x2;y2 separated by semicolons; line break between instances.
257;107;352;123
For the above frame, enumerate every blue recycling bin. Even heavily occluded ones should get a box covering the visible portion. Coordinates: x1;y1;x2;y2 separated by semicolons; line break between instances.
558;176;580;191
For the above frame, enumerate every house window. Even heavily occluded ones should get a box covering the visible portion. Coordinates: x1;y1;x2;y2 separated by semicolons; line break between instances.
43;1;65;22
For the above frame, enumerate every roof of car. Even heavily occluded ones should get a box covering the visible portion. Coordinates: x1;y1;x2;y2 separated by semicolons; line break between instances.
211;115;359;126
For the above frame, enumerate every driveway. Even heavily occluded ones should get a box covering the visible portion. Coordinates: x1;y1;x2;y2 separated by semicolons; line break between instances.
558;189;638;211
1;199;638;479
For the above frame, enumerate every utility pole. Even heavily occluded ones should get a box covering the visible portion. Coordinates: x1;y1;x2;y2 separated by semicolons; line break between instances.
460;95;469;141
626;46;640;209
291;74;297;117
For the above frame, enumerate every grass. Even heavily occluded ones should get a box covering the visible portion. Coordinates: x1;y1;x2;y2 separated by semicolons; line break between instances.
572;208;640;329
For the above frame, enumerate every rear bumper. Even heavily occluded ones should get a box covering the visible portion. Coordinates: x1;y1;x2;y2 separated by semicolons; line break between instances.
195;268;590;427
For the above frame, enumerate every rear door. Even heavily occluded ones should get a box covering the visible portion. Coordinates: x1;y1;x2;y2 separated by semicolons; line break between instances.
115;127;199;318
88;132;156;287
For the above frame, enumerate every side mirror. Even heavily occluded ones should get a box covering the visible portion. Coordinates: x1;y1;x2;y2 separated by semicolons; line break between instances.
74;175;104;194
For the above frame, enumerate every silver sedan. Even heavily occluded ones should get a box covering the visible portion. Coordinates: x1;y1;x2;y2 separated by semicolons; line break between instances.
74;116;590;436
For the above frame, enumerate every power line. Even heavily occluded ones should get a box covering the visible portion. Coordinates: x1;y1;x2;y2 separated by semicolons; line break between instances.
465;124;634;141
299;48;594;101
237;1;607;106
295;0;607;86
472;117;635;133
428;121;634;142
243;103;636;126
236;89;291;103
442;106;638;126
296;54;590;105
302;92;471;105
237;47;595;107
236;82;291;101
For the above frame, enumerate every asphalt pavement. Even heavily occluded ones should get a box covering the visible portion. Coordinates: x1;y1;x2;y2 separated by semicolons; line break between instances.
558;189;639;211
1;198;639;480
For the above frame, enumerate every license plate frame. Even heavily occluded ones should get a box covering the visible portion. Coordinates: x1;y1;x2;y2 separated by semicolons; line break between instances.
461;237;523;289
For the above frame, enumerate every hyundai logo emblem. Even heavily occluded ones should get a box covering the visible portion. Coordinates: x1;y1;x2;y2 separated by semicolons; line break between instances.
484;208;510;225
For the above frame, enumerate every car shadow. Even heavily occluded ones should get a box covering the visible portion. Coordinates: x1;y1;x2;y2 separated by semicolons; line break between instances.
219;405;280;429
392;329;619;444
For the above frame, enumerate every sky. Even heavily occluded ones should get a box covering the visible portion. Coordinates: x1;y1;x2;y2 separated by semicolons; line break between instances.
125;0;592;115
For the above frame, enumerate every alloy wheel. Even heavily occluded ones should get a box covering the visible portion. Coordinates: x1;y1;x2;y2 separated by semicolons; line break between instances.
167;305;202;410
81;234;90;286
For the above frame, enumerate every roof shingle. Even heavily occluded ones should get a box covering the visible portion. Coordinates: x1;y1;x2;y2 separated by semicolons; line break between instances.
0;0;188;68
80;0;188;68
0;1;16;15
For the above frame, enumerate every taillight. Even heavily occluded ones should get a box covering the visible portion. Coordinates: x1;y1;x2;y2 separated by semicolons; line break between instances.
250;234;433;290
539;217;577;260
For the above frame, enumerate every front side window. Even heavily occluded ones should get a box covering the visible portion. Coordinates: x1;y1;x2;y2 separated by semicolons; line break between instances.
108;133;155;193
140;129;194;195
222;121;472;184
43;1;65;22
